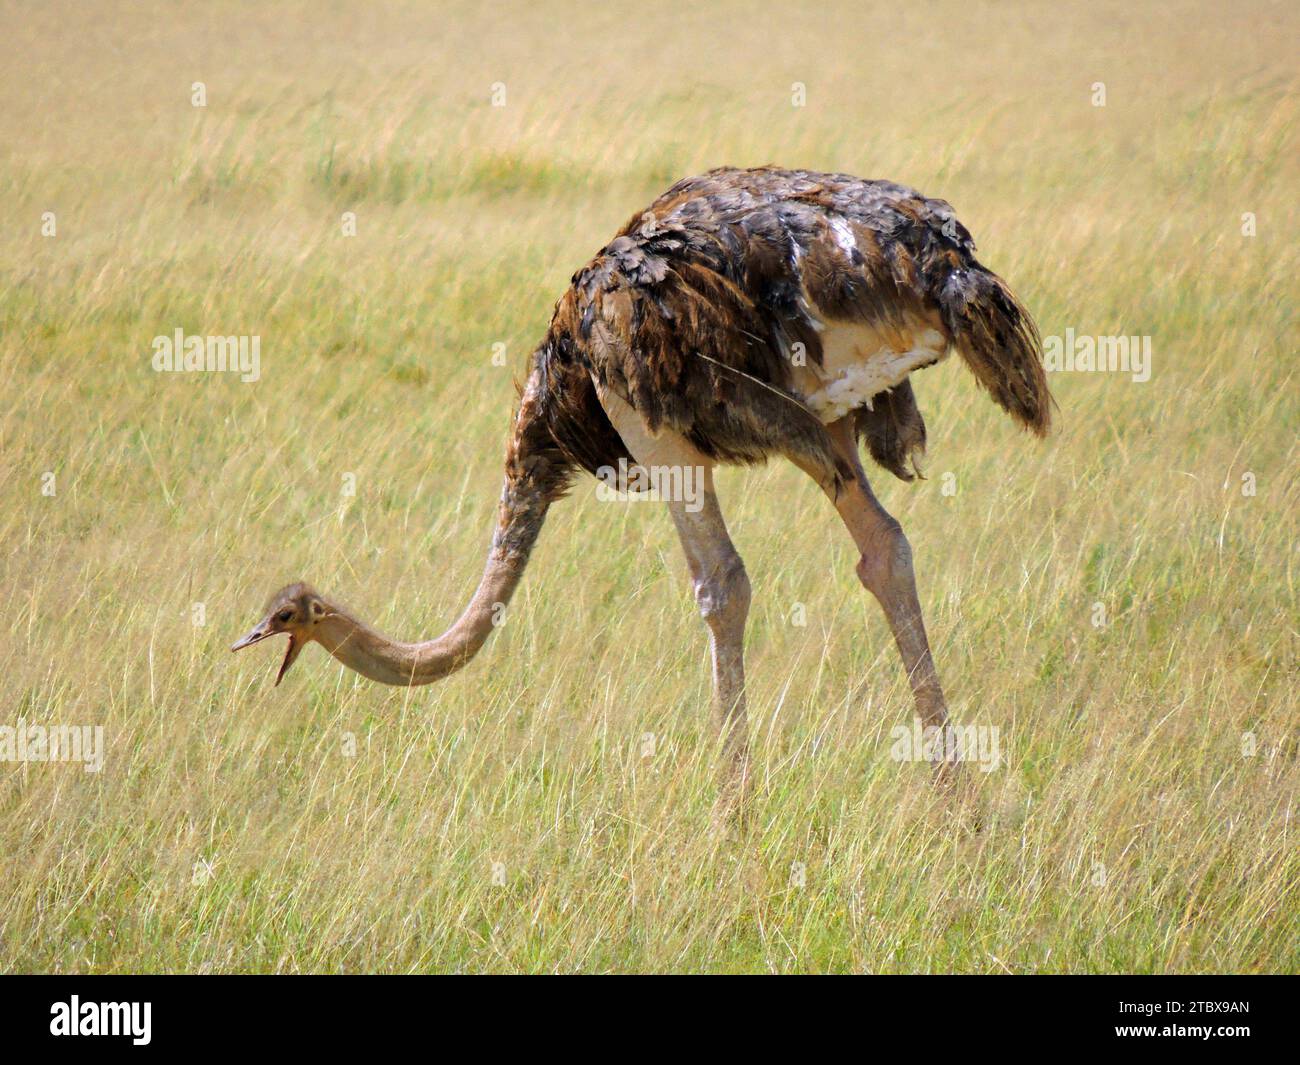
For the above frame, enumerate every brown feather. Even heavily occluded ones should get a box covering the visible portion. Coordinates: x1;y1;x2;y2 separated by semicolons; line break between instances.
508;166;1052;504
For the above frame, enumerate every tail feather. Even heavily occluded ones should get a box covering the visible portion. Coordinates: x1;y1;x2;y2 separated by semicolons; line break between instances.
936;264;1053;436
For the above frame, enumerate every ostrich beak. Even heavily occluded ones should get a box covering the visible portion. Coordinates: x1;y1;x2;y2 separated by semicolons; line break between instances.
231;623;274;652
275;635;304;686
231;621;303;686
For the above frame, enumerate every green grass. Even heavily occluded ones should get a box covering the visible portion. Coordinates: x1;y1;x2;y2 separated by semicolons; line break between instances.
0;0;1295;973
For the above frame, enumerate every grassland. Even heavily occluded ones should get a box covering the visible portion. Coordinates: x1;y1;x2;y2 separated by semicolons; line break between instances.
0;0;1296;973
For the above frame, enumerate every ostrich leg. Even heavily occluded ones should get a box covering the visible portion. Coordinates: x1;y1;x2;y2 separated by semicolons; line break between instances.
809;417;957;784
665;488;752;793
594;382;752;797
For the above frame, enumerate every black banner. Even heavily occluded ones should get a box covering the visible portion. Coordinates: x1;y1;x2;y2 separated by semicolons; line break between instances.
0;975;1288;1052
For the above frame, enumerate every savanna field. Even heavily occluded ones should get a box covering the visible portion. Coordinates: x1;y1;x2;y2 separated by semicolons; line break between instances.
0;1;1296;973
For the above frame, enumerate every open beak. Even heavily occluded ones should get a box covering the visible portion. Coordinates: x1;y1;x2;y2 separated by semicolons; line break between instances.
275;635;303;686
232;621;304;686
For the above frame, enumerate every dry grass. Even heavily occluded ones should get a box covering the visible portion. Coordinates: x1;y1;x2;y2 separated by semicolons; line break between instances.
0;0;1296;972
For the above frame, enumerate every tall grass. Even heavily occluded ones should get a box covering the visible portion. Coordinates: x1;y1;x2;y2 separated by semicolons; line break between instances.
0;0;1295;972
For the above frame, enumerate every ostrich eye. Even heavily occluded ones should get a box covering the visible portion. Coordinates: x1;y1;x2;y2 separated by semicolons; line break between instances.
277;610;293;624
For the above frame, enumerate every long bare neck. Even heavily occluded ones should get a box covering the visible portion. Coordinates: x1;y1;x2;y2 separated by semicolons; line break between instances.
316;476;554;686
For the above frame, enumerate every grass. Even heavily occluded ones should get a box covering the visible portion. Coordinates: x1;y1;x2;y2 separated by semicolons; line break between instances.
0;0;1295;973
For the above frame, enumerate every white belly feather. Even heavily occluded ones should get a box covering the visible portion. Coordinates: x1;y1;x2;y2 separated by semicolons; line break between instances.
793;321;950;423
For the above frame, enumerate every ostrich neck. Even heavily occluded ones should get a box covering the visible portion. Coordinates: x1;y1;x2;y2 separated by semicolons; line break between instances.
315;478;551;686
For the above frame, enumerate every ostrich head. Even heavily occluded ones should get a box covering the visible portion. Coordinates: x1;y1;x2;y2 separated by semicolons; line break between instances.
230;582;327;685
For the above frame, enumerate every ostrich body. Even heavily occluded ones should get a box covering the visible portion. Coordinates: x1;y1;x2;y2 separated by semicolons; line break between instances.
234;166;1052;794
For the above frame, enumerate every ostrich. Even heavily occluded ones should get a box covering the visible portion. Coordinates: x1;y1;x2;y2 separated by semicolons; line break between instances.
233;166;1051;795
